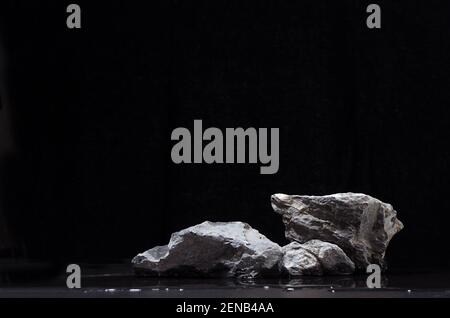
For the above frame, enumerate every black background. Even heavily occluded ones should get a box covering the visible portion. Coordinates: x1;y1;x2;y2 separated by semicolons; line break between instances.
1;0;449;269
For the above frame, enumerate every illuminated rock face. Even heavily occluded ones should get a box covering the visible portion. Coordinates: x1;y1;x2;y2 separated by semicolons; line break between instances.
280;240;355;276
132;221;282;278
271;193;404;270
280;242;323;276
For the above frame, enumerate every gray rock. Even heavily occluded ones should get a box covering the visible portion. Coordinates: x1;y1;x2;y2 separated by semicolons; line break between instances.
300;240;355;274
132;221;282;278
271;193;404;270
280;242;323;276
280;240;354;276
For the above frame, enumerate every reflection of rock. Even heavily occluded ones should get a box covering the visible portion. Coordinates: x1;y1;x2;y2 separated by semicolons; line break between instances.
284;277;357;288
271;193;404;270
280;240;354;276
132;221;282;278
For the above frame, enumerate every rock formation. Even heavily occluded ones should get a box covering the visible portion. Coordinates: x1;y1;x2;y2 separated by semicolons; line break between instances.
132;193;404;278
271;193;404;270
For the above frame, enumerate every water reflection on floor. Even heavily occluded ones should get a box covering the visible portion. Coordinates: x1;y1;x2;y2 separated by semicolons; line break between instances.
1;262;450;298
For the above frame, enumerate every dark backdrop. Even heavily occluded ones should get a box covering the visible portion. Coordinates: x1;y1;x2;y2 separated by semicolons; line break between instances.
1;0;449;269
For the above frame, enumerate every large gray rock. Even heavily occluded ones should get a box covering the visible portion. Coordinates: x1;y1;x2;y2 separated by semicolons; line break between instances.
271;193;404;270
280;240;355;276
132;221;282;278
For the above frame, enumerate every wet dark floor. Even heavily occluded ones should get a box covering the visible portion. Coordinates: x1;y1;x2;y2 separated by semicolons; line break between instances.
1;262;450;298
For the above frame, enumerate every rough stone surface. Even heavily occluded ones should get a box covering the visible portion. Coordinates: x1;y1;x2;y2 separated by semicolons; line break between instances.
280;242;322;276
300;240;355;274
132;221;282;278
271;193;404;270
280;240;354;276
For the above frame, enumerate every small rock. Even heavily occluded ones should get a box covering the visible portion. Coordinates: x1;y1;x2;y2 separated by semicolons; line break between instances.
301;240;355;275
280;242;323;276
280;240;354;276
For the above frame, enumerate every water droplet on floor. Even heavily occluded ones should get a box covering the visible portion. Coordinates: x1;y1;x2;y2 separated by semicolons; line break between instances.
129;289;141;292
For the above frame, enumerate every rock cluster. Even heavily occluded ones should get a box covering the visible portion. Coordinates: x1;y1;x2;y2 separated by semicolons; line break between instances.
133;193;403;277
271;193;404;270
